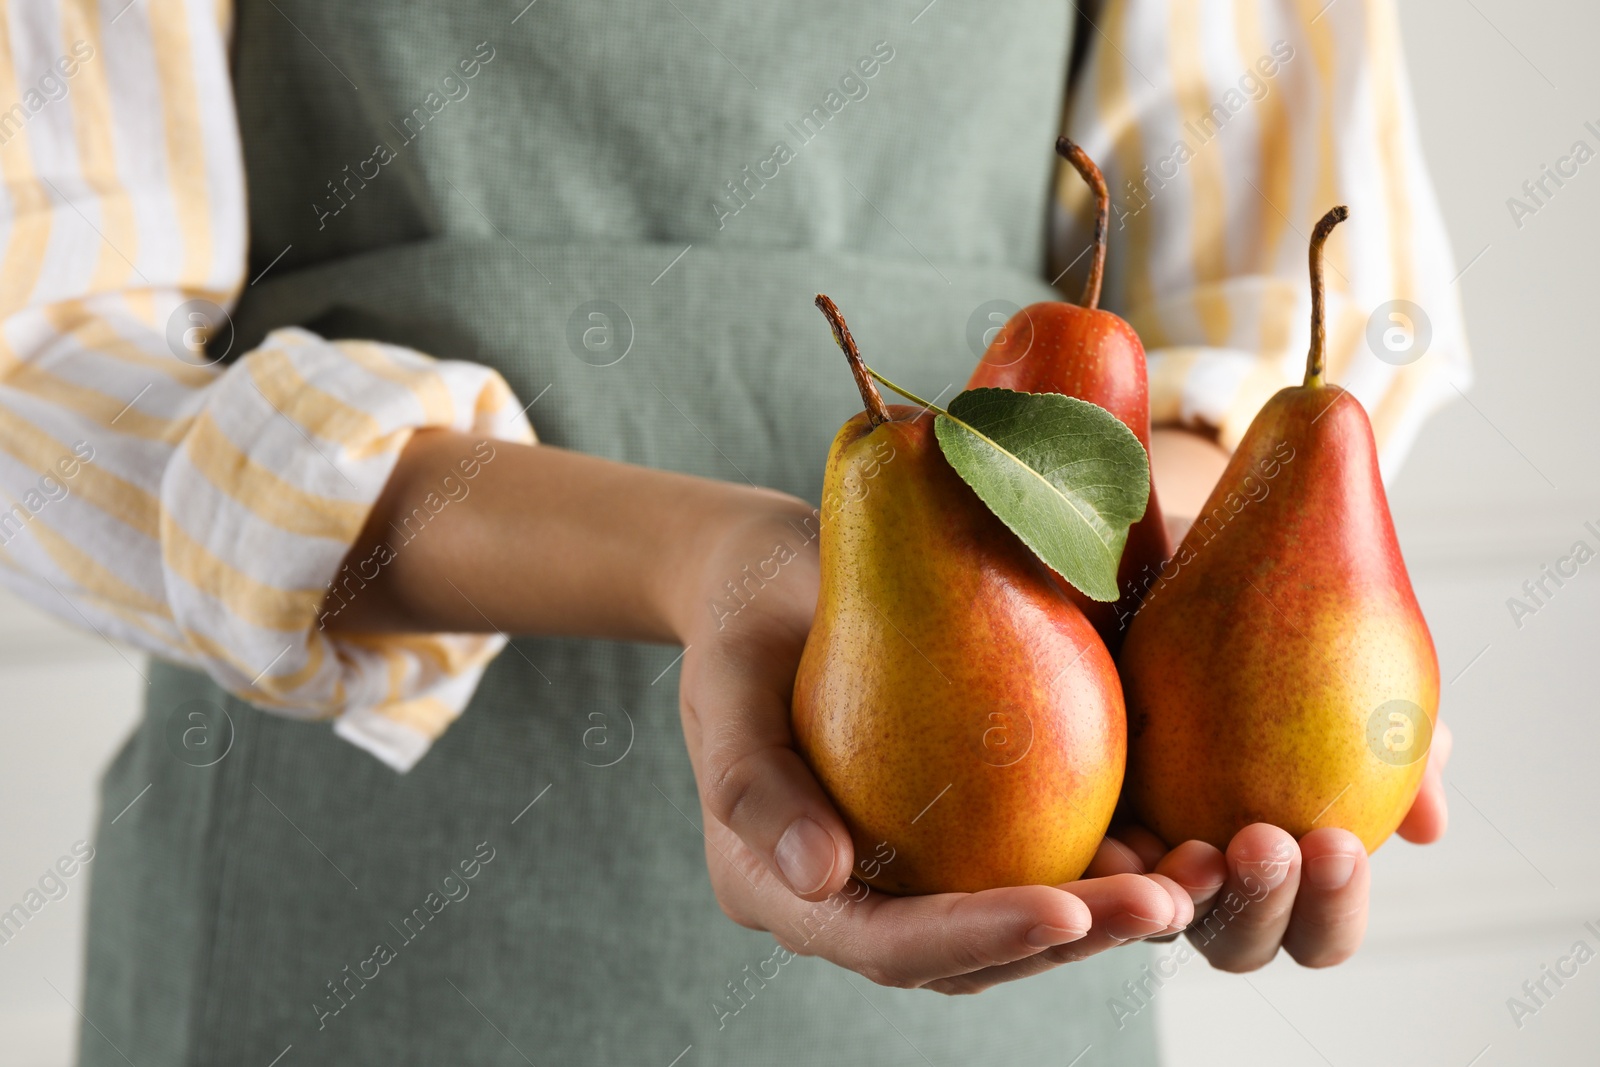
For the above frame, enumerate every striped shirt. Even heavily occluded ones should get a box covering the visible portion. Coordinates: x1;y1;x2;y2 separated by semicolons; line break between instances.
0;0;1469;771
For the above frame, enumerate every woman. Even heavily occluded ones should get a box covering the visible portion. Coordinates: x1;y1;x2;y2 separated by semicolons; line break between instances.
0;1;1463;1064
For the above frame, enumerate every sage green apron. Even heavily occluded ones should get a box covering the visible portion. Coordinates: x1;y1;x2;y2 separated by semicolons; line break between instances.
79;3;1161;1064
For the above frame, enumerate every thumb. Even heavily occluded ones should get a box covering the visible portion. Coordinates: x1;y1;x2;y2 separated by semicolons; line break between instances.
682;640;855;901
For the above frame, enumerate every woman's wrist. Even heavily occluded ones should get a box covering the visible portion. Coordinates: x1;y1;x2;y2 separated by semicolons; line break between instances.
655;485;818;646
1149;426;1231;542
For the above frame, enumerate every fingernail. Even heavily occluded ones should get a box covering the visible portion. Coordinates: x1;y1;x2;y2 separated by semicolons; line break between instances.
1304;852;1357;892
1026;923;1087;949
775;817;835;895
1102;913;1167;943
1240;843;1295;892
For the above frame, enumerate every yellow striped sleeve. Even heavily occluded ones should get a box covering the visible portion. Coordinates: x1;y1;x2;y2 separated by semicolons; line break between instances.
0;0;534;771
1060;0;1471;477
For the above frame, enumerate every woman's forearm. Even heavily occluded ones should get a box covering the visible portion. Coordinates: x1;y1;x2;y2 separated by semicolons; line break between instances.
321;429;809;642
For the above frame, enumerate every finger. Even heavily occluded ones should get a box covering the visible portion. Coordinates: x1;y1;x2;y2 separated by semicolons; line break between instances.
1074;872;1190;953
1188;823;1300;973
1150;840;1228;933
1095;824;1168;873
774;882;1093;990
924;873;1190;994
1283;827;1371;968
1084;833;1150;877
1095;836;1225;943
685;641;854;901
1396;762;1447;843
1398;718;1452;844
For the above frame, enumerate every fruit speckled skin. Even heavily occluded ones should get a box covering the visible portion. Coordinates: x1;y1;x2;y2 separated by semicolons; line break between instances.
792;405;1125;895
968;301;1171;650
1120;384;1439;854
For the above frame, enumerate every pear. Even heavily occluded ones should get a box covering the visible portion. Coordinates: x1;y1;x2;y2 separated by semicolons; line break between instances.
968;138;1170;651
792;295;1126;895
1119;208;1439;853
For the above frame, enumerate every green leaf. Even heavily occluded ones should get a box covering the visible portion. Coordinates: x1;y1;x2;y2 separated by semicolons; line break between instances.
933;388;1150;602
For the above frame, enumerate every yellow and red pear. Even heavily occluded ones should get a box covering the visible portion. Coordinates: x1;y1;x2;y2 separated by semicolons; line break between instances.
967;138;1170;651
792;296;1125;894
1119;207;1439;853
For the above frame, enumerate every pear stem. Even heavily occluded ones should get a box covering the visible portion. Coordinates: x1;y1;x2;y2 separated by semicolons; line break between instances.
1305;205;1349;389
1057;136;1108;311
815;294;890;426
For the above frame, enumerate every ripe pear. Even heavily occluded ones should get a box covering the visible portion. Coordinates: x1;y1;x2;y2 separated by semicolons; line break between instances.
1120;208;1439;853
968;138;1170;651
792;296;1125;895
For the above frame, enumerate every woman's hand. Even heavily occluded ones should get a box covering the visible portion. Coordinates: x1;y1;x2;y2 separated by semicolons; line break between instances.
329;435;1199;991
1102;719;1451;971
668;499;1216;993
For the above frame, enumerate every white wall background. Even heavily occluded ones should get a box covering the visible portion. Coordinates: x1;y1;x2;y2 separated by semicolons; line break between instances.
2;0;1597;1063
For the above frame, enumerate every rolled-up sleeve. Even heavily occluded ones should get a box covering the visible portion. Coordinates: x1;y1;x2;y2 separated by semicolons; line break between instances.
0;0;532;770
